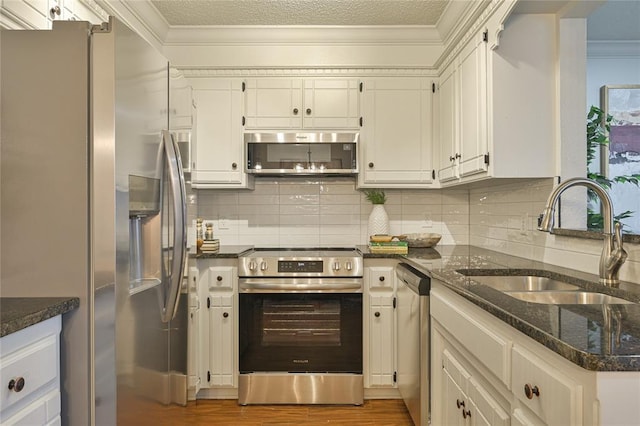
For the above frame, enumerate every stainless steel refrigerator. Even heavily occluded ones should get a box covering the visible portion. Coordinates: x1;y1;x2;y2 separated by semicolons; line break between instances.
1;17;188;425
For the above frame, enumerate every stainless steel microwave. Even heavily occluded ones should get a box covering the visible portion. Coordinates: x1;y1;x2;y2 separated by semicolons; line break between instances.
245;132;359;176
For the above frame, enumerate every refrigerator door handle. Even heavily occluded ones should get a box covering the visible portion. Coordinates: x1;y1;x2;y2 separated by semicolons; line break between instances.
162;130;187;323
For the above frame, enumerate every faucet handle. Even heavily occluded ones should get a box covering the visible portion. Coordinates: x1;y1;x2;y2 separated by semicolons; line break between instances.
614;221;625;250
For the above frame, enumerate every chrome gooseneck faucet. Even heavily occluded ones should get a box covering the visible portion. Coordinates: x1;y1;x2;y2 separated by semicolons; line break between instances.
538;177;627;287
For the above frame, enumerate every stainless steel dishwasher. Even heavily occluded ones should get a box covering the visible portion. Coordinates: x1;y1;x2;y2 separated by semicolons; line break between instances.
396;263;431;426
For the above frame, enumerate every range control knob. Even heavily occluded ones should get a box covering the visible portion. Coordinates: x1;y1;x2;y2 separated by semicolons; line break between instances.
260;261;268;271
248;260;258;271
333;262;341;271
346;261;353;271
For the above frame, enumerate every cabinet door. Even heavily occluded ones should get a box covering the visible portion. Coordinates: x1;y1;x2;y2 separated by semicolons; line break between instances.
458;32;488;178
244;78;303;129
192;80;249;187
437;62;458;183
303;78;360;129
186;266;201;399
368;293;395;387
208;293;235;387
360;78;433;185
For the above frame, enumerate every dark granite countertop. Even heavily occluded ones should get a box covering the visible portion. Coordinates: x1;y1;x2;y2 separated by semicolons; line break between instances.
394;245;640;372
1;297;79;337
190;245;254;259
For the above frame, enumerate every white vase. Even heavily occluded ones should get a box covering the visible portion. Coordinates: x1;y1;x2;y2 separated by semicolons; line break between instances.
368;204;390;236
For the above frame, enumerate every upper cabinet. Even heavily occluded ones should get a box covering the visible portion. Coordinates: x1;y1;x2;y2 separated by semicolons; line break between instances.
1;0;107;29
191;78;254;189
359;78;434;188
244;78;360;130
435;5;556;186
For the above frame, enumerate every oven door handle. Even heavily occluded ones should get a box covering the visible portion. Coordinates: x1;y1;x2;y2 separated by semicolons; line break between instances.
239;278;363;293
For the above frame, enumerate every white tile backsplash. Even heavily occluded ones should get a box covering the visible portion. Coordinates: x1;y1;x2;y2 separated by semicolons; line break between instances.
191;176;639;285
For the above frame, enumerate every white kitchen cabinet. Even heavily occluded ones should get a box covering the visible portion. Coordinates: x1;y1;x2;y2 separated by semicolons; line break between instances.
436;30;489;184
170;69;196;173
0;316;61;425
193;260;238;395
244;78;360;130
363;260;397;390
191;79;253;189
186;265;201;400
359;78;435;187
436;7;556;186
430;281;604;426
1;0;106;29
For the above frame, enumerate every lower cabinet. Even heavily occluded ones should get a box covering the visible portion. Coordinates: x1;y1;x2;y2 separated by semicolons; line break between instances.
0;316;62;425
190;259;239;398
431;281;604;426
363;259;398;391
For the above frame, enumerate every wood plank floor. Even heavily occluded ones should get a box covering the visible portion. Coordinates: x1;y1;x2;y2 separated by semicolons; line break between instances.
119;399;414;425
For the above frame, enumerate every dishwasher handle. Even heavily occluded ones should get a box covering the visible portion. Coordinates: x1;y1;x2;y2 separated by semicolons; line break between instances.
396;263;431;296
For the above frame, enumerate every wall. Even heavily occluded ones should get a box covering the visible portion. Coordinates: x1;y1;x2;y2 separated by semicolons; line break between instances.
469;178;640;285
188;177;468;248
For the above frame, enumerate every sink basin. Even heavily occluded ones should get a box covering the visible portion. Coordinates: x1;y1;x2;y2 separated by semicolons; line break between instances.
465;274;581;292
506;291;634;305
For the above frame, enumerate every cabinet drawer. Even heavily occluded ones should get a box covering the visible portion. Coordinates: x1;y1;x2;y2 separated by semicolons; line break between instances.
0;333;58;414
208;267;235;290
2;389;60;425
512;345;580;426
431;289;510;386
367;267;394;290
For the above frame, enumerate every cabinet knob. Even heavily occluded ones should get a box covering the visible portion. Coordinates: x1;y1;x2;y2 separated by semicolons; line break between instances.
456;399;465;409
293;108;299;115
223;312;229;318
232;162;238;169
449;155;455;162
455;153;461;159
50;5;61;18
217;275;223;282
368;162;374;168
379;276;385;282
374;311;381;317
524;383;540;399
306;108;312;115
8;377;25;393
462;409;471;419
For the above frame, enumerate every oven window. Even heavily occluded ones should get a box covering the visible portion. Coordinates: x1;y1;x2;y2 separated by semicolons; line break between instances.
239;293;362;373
262;298;341;347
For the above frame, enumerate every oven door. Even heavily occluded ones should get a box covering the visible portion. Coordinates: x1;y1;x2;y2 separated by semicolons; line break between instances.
239;292;363;373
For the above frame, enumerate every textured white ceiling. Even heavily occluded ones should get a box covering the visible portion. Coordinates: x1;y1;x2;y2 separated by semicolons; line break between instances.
150;0;449;26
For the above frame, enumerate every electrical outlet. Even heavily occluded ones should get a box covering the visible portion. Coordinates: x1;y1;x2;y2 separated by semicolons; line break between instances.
520;214;528;234
219;219;230;230
422;219;433;228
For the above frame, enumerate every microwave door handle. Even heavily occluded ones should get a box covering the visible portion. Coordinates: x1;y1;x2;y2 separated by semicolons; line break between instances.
162;130;187;323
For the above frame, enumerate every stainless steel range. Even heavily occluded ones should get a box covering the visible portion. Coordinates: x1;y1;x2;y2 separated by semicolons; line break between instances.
237;248;364;405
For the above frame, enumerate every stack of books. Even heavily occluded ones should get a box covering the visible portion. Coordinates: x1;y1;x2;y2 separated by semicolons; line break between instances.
200;239;220;253
368;240;408;254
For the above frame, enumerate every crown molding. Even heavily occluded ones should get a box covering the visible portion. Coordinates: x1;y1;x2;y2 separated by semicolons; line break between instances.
180;67;437;78
163;25;442;46
588;40;640;58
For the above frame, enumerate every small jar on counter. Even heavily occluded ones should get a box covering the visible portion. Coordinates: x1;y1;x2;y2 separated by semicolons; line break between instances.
205;222;214;240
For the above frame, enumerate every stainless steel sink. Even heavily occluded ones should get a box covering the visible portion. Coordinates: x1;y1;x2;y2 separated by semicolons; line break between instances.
466;275;581;292
506;291;634;305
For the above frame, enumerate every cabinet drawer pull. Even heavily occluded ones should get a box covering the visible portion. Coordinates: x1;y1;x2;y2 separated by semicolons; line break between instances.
378;276;385;282
217;276;223;282
306;108;312;115
223;312;229;318
232;162;238;169
293;108;299;115
368;162;374;168
8;377;25;393
524;383;540;399
374;311;381;317
456;399;465;409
